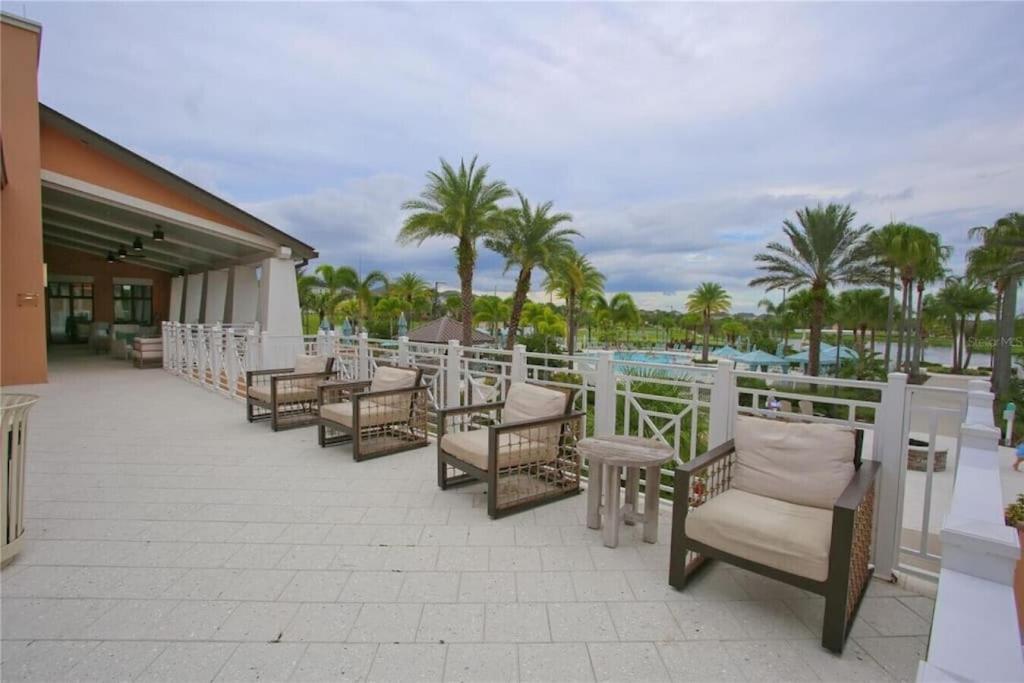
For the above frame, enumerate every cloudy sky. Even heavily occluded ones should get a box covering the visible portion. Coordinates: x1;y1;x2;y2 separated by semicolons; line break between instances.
23;2;1024;311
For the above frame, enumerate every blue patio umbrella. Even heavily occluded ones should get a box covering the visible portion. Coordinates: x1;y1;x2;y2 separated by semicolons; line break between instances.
713;345;742;359
397;312;408;338
737;349;788;370
340;318;353;337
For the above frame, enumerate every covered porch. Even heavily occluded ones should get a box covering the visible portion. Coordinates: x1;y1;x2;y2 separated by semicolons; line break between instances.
0;353;936;681
36;103;316;372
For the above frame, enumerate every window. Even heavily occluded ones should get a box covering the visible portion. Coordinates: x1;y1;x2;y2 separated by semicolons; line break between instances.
47;281;94;342
114;283;153;324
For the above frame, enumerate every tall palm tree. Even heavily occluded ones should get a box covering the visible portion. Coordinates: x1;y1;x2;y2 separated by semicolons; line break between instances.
485;192;577;349
909;234;950;375
374;296;405;338
837;288;887;356
934;278;996;373
398;157;513;345
473;295;511;338
543;249;606;354
686;282;731;362
869;223;914;370
750;203;881;376
969;212;1024;401
521;302;567;354
389;272;433;320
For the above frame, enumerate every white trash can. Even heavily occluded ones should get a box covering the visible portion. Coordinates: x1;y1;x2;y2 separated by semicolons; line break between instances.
2;393;38;566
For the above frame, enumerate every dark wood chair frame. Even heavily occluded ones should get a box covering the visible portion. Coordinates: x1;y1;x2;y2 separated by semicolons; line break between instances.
245;357;336;432
436;385;585;518
317;363;429;461
669;428;877;654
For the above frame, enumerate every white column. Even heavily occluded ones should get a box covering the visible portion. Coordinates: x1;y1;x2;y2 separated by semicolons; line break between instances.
184;273;204;324
226;265;259;325
256;248;303;368
257;249;302;337
168;276;185;324
203;269;229;324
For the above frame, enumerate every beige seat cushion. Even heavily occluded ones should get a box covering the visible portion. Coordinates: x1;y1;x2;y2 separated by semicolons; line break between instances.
370;365;419;392
732;415;855;509
295;354;330;374
503;383;568;423
686;488;833;581
248;385;317;403
440;428;556;471
320;399;409;429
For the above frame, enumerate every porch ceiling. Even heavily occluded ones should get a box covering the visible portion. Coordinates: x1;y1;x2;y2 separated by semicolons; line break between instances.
41;179;279;275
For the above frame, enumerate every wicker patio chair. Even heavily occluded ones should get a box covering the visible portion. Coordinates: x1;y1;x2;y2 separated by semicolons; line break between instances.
317;364;429;461
437;382;584;518
246;354;336;431
669;415;876;654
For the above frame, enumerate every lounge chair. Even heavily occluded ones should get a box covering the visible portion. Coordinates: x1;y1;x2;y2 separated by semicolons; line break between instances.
669;415;876;653
246;354;335;431
317;364;429;461
437;382;584;518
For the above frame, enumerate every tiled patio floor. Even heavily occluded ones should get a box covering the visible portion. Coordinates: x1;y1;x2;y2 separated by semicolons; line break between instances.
1;351;933;681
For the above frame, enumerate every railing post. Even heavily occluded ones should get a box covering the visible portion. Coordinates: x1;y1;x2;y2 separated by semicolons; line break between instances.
398;336;410;368
317;329;329;357
247;328;260;371
708;359;735;447
445;339;462;408
210;323;223;393
357;332;370;380
511;344;527;384
593;350;616;437
873;371;908;582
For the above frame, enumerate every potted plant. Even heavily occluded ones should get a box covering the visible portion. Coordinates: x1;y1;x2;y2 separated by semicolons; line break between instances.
1004;493;1024;642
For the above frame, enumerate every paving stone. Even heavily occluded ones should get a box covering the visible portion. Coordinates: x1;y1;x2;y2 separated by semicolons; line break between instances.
137;642;238;682
444;643;517;682
417;603;486;643
290;643;377;681
367;643;446;682
518;643;596;682
214;642;306;682
587;642;670;682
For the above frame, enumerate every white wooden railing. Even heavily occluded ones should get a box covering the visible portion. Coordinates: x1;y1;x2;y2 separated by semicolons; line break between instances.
917;380;1023;681
161;324;1010;575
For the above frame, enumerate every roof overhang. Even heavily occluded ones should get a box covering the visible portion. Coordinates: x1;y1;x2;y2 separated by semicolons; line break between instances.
39;104;317;262
41;170;292;274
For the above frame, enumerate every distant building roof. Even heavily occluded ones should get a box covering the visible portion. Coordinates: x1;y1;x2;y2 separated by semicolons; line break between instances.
407;316;494;344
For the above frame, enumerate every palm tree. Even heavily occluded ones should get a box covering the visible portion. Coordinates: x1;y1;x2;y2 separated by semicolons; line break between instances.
521;302;567;354
297;269;322;331
686;282;731;362
485;192;577;349
750;203;881;376
349;270;389;330
473;295;510;338
543;249;605;354
934;278;996;373
389;272;433;320
838;289;887;356
869;223;913;370
909;234;950;375
608;293;641;344
969;212;1024;400
314;264;359;323
398;157;513;345
374;296;405;338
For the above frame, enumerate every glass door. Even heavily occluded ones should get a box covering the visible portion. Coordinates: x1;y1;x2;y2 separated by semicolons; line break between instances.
47;281;93;344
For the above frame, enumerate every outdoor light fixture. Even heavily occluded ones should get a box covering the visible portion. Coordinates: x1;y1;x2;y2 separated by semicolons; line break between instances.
133;237;144;251
153;225;165;241
118;246;128;259
106;251;116;263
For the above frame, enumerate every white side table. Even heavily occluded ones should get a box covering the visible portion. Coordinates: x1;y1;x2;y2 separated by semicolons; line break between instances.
580;435;674;548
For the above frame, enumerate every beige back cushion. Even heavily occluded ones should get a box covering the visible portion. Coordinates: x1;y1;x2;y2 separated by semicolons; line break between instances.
503;383;568;424
295;354;329;374
731;415;855;509
370;365;419;393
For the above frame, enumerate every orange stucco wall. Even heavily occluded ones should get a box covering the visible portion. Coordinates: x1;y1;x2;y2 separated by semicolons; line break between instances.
0;20;47;386
43;244;171;326
40;124;257;235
